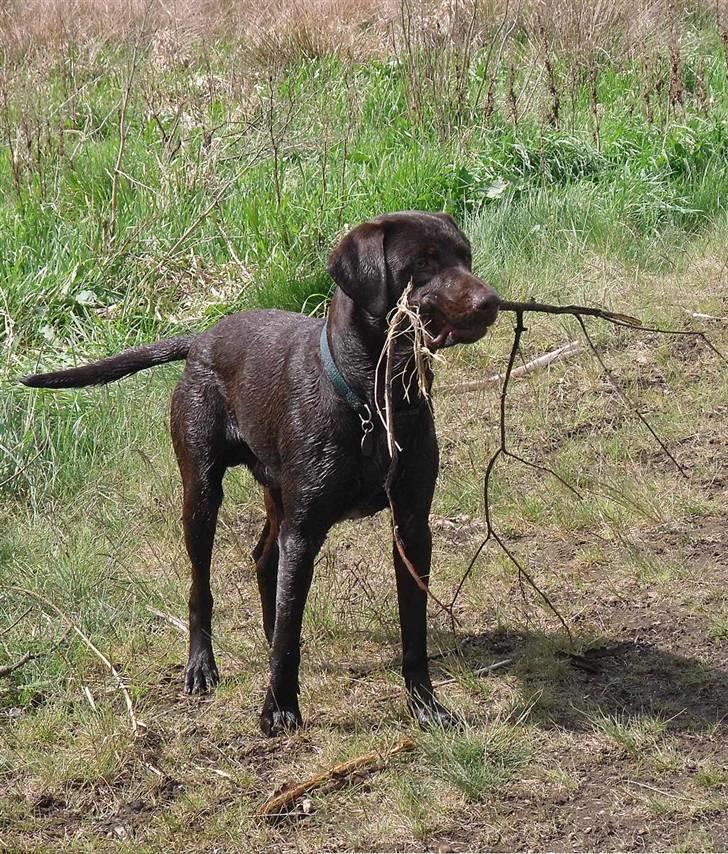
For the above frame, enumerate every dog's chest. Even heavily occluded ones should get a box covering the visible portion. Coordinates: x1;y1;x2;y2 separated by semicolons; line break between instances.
342;486;389;520
335;427;412;521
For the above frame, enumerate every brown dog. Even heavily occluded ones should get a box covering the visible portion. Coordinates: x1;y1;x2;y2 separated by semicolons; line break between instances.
22;211;499;735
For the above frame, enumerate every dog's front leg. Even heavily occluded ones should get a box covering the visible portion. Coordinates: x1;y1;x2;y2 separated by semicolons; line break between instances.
392;515;457;728
259;521;322;737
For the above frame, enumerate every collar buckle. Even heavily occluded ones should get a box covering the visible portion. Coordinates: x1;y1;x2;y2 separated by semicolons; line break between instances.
321;322;376;456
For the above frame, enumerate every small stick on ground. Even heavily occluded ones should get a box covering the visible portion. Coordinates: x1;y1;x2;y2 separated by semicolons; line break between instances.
9;586;141;735
434;657;514;687
257;736;416;819
0;651;41;678
148;606;188;635
440;340;583;395
684;310;727;322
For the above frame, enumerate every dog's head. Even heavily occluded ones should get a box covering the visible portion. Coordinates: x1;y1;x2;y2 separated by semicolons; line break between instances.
327;211;499;349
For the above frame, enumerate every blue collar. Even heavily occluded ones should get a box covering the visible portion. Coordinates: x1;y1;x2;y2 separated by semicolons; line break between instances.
320;321;372;423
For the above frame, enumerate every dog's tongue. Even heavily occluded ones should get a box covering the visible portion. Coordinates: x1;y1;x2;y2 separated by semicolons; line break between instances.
429;324;455;348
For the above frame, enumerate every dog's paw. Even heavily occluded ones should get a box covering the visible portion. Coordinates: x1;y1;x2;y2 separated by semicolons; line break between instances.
259;691;303;737
408;690;460;730
184;648;219;694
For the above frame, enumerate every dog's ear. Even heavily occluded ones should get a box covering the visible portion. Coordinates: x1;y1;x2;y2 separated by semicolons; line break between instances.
327;222;389;316
434;211;458;229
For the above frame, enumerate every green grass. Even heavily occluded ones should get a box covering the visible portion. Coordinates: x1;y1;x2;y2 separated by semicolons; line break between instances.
420;721;531;801
589;710;669;756
2;25;727;508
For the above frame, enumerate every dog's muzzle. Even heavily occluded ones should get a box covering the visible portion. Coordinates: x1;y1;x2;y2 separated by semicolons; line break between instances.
411;275;500;349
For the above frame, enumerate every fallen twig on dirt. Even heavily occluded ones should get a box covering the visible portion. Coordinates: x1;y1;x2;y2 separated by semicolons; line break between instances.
434;657;514;687
0;650;41;678
627;779;698;802
440;340;583;395
8;585;141;735
83;685;98;711
257;736;415;818
685;310;727;322
148;606;188;635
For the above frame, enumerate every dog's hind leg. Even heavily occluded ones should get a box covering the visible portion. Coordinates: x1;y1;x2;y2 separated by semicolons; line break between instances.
252;487;282;646
171;382;227;694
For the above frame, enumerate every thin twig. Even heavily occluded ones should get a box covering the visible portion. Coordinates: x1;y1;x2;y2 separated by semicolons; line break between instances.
83;685;97;711
499;299;726;363
108;0;151;244
0;444;47;490
8;586;141;735
434;657;513;687
148;606;187;635
504;450;582;499
684;310;727;322
0;651;41;678
575;316;688;479
0;606;31;637
450;311;573;639
627;779;698;802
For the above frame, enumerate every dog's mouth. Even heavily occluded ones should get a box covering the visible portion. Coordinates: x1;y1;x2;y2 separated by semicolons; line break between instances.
420;308;497;350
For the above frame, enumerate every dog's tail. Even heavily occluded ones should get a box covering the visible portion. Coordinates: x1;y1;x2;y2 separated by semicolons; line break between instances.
21;335;195;389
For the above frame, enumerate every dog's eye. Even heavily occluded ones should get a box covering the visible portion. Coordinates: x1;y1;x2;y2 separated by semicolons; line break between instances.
414;258;428;271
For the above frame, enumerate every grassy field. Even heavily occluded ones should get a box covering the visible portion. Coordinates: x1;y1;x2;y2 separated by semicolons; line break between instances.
1;2;727;851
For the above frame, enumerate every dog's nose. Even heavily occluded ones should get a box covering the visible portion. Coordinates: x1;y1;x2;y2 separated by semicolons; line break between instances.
474;289;500;323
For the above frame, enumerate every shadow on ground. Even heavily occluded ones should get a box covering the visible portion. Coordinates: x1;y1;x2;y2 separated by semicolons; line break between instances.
443;628;727;734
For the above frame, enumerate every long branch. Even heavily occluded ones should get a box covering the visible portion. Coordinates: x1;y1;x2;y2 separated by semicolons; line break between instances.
450;294;725;622
498;299;726;363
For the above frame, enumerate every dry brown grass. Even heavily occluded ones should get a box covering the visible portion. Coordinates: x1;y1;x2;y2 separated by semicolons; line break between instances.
1;0;721;67
0;0;394;65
